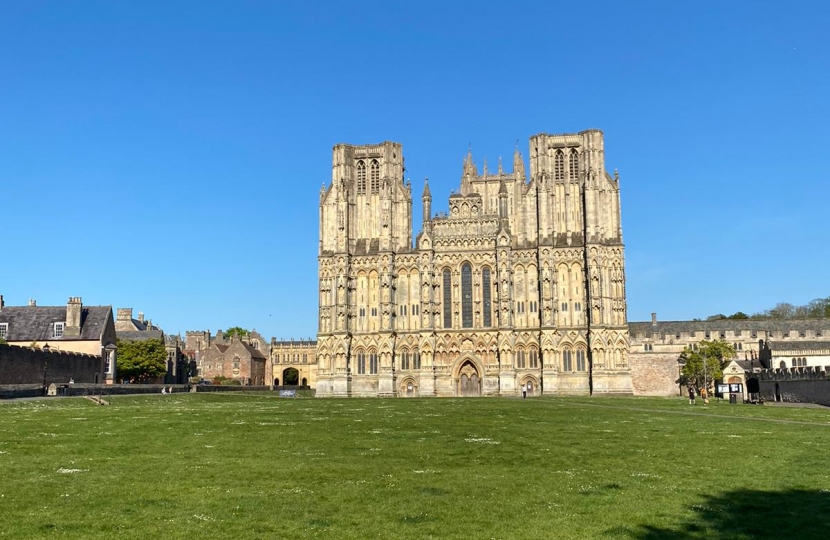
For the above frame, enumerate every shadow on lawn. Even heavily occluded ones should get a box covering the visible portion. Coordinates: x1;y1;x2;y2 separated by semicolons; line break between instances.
629;489;830;539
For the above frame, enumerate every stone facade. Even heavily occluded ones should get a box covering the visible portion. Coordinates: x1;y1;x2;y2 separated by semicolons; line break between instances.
628;314;830;396
271;339;316;387
315;131;632;397
188;329;270;385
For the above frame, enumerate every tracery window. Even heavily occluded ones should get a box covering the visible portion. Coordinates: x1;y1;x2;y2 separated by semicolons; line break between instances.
369;352;378;374
370;159;380;193
516;349;525;369
482;268;492;327
357;351;366;374
443;269;452;329
356;160;366;194
529;348;538;369
576;349;586;371
461;263;472;328
554;150;565;181
400;350;409;370
569;149;579;180
413;350;421;370
562;349;573;371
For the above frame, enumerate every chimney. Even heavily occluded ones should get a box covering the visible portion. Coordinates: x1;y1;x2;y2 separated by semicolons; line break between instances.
138;312;145;323
0;295;4;311
116;308;132;321
28;299;37;307
651;312;657;326
65;297;83;338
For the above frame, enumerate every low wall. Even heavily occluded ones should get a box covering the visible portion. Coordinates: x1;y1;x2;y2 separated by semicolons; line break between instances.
629;353;679;396
756;367;830;406
0;343;102;385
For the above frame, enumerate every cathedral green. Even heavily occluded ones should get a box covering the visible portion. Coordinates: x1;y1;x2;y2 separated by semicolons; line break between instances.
1;394;828;539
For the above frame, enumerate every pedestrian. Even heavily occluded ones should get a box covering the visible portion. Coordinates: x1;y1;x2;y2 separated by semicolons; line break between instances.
688;386;696;405
522;383;527;399
701;387;709;404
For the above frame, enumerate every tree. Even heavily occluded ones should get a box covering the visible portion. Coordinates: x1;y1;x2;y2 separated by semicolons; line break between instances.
678;340;735;393
116;338;168;381
223;327;250;340
727;311;749;320
0;337;6;345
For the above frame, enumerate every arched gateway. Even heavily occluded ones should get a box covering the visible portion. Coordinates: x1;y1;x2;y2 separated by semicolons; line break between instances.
455;359;482;397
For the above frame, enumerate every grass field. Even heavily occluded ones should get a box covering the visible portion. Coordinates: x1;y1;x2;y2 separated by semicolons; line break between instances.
1;394;829;539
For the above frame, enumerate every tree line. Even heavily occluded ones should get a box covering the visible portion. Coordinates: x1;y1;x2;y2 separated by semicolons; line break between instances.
704;296;830;321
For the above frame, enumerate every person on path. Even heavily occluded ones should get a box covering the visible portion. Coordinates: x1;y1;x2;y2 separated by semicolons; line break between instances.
688;386;696;405
521;383;527;399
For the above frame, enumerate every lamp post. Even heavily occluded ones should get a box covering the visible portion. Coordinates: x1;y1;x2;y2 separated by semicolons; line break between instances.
42;343;51;396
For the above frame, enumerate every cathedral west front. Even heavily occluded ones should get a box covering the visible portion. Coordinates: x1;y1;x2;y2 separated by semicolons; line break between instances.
315;130;632;397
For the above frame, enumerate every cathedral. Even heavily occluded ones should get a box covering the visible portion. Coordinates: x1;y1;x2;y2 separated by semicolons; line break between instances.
315;130;632;397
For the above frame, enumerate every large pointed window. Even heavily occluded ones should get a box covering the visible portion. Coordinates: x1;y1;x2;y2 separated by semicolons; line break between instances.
443;269;452;329
562;349;572;371
356;160;366;194
370;160;380;193
482;268;492;327
576;349;586;371
554;150;564;181
569;149;579;181
356;350;366;374
369;352;378;374
461;263;473;328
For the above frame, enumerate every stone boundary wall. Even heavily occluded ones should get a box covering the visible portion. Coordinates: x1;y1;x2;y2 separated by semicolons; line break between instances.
194;385;311;393
754;367;830;406
629;353;679;396
0;384;44;399
0;344;102;385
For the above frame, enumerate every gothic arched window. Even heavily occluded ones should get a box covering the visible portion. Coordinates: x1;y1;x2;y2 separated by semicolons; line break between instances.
482;267;492;327
516;348;525;369
356;160;366;194
369;352;378;374
356;350;366;374
413;349;421;370
562;349;573;371
461;263;473;328
443;269;452;329
576;349;586;371
370;159;380;193
529;348;538;369
569;149;579;180
400;349;409;370
554;150;565;181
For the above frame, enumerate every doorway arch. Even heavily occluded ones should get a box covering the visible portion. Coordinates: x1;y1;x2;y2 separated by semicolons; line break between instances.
455;359;482;397
283;368;299;386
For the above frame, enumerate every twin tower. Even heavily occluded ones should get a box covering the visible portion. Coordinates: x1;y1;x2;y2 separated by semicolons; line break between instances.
316;130;632;397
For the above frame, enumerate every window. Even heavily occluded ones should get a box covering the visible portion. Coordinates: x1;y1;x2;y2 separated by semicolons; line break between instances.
369;353;378;374
799;330;806;337
576;349;586;371
356;160;366;194
719;331;725;339
818;330;823;337
443;269;452;328
529;349;538;369
783;331;790;338
357;351;366;374
370;160;380;193
751;330;757;338
516;349;525;369
562;350;572;371
704;331;711;339
574;302;581;312
569;149;579;180
792;357;807;367
461;263;472;328
0;323;7;339
644;343;653;352
561;302;568;312
554;150;564;181
53;322;64;338
303;354;308;364
400;350;409;370
482;268;492;327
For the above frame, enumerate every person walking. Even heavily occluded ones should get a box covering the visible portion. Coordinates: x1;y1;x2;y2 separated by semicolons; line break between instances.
688;386;696;405
521;383;527;399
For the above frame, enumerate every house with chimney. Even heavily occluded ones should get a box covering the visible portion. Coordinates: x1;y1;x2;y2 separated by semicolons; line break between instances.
0;296;117;383
115;307;188;383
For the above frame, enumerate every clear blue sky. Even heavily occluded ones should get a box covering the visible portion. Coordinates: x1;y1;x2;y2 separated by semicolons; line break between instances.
2;1;828;339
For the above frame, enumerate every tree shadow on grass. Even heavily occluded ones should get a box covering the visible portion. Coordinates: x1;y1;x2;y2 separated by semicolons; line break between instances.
631;489;830;539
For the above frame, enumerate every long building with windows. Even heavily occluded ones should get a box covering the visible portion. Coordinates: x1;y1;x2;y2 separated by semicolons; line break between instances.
315;130;632;397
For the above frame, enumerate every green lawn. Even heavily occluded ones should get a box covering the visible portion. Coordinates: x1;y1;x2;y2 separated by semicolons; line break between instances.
1;394;829;539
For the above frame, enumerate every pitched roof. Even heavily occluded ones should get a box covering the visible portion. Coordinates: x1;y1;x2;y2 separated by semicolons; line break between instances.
117;329;164;342
0;306;111;342
629;319;830;336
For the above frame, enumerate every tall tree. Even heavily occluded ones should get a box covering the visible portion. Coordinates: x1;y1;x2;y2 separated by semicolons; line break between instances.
116;338;168;381
223;327;250;340
678;340;736;392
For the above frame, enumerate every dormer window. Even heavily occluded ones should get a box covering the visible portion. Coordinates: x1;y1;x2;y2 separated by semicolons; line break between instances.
0;323;8;339
53;322;65;338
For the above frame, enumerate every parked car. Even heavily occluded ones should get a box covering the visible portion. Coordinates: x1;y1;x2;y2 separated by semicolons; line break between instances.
196;380;212;386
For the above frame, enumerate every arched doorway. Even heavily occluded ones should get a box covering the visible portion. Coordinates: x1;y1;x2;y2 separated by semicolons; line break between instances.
520;377;538;397
399;378;419;397
283;368;299;386
274;377;279;386
457;360;481;397
301;377;307;387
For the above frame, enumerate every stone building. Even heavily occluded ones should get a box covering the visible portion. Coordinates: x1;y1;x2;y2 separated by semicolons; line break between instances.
0;295;117;383
627;313;830;396
115;307;188;383
315;131;632;397
187;329;270;385
271;338;317;387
